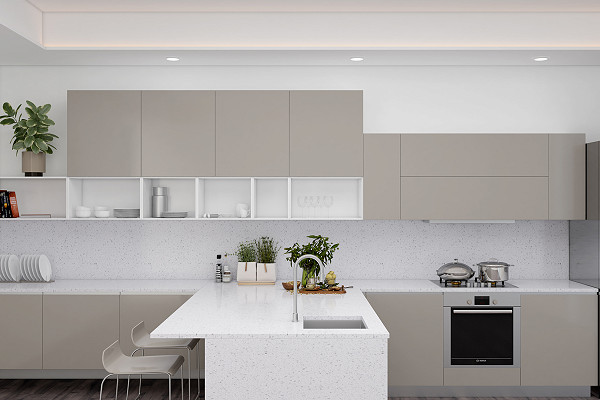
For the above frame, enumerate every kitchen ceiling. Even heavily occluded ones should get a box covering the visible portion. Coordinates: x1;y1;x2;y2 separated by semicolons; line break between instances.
25;0;600;13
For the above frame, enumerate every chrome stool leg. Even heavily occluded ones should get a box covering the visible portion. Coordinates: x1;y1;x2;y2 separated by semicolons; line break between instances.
168;373;172;400
99;373;115;400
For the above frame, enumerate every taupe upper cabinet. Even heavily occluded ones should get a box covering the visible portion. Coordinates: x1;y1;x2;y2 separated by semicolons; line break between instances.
142;91;216;177
290;91;363;177
67;91;142;177
364;134;401;220
401;134;548;177
216;91;289;177
549;134;585;220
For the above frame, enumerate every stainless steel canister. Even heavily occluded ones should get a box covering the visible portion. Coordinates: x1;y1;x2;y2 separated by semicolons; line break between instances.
152;186;168;218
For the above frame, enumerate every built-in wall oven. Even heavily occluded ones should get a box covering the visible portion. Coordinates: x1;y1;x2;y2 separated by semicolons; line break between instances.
444;292;521;368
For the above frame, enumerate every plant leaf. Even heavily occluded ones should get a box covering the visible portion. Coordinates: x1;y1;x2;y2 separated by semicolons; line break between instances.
0;118;15;125
26;100;36;110
25;107;35;118
12;141;25;150
23;136;34;148
35;138;48;151
26;119;37;127
31;142;40;153
27;127;37;136
44;118;55;126
40;104;51;114
2;102;12;115
46;147;53;154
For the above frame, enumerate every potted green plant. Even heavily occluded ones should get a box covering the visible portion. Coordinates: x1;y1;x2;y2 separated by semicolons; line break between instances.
255;236;280;283
0;101;58;176
284;235;339;288
235;241;257;283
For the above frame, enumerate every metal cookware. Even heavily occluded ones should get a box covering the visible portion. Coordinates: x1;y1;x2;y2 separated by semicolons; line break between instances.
476;258;512;282
436;259;475;281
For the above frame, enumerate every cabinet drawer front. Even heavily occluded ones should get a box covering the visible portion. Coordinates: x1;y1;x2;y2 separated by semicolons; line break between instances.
401;134;548;177
142;91;216;177
0;294;42;369
364;134;401;220
43;295;119;370
444;367;520;386
401;177;548;220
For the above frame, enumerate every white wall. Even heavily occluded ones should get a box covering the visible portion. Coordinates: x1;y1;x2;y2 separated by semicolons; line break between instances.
0;220;568;280
0;64;588;281
1;65;600;176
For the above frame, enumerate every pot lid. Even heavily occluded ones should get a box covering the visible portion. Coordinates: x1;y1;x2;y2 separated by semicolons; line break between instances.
477;258;512;267
436;259;474;275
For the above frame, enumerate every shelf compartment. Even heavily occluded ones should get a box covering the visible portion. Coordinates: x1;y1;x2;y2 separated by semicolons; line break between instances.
0;178;67;218
253;178;289;219
142;178;196;219
198;178;251;219
291;178;363;219
68;178;140;219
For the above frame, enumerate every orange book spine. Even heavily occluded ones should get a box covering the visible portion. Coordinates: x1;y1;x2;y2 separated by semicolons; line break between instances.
8;192;19;218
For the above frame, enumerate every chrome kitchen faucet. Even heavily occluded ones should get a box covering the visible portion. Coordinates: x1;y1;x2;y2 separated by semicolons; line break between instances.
292;254;325;322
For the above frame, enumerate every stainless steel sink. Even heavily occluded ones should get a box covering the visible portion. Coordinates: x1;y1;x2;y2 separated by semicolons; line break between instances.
303;317;367;329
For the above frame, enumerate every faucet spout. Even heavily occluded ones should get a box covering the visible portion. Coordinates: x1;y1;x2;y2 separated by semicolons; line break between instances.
292;254;325;322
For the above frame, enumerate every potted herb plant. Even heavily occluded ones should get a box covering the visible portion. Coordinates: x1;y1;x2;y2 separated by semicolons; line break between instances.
255;236;280;284
0;101;58;176
235;241;257;283
284;235;339;288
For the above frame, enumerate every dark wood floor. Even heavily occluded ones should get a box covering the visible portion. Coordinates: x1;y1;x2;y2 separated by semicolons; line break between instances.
0;380;595;400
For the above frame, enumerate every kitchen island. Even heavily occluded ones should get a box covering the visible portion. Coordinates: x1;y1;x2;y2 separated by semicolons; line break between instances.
152;283;389;400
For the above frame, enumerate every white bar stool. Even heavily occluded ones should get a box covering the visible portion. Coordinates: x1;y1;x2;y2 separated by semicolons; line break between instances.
99;340;184;400
131;321;201;400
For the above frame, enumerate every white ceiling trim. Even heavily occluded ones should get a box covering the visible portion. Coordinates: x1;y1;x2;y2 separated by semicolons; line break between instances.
0;0;43;47
41;12;600;50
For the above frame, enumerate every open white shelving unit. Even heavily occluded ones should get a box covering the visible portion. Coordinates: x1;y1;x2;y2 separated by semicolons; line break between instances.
0;177;363;220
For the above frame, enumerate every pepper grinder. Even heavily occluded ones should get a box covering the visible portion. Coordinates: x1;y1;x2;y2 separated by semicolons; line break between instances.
152;187;168;218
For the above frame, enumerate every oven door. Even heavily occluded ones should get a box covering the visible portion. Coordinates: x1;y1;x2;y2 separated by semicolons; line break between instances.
444;307;521;367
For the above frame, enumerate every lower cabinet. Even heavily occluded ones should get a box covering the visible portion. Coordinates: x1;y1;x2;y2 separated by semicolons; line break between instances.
0;294;43;369
366;292;444;386
521;294;598;386
43;294;120;369
119;294;204;370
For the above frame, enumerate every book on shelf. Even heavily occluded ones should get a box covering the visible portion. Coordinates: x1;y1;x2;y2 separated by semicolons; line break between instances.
0;190;20;218
8;192;19;218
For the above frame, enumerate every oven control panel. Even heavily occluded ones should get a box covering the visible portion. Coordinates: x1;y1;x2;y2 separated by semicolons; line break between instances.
444;292;521;307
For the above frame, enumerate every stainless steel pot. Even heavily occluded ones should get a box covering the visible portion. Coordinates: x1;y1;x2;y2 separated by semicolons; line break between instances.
476;258;512;282
436;259;475;281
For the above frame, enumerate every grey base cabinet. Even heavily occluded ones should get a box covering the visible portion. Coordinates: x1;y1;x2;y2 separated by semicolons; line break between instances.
366;293;443;386
0;294;42;369
521;294;598;386
119;294;203;370
444;367;520;386
43;294;119;370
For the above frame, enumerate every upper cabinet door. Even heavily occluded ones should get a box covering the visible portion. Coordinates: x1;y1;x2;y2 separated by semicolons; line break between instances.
142;91;216;177
67;91;141;177
290;91;363;177
216;91;289;177
401;134;549;177
549;134;585;220
364;134;401;220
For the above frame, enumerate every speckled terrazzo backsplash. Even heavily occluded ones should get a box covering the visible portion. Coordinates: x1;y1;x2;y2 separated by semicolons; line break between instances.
0;220;568;280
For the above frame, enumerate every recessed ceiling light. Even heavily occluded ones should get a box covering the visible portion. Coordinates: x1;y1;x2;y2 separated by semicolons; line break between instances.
350;57;364;62
533;57;549;62
166;57;180;62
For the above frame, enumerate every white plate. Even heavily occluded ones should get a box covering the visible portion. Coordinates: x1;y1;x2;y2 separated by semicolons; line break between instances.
8;255;20;282
23;255;33;281
39;255;52;282
19;256;28;281
0;256;8;281
33;255;43;281
30;255;40;281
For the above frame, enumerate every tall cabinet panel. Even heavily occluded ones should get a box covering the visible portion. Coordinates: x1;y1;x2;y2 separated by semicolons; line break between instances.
216;91;289;177
290;91;363;177
142;91;216;177
0;294;42;369
67;91;141;177
363;134;401;220
549;134;585;220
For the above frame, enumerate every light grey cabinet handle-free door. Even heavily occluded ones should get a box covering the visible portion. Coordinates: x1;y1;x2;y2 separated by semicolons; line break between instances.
0;294;42;369
364;134;401;220
67;91;142;177
290;91;363;177
549;134;585;220
142;91;216;177
216;91;289;177
43;294;119;370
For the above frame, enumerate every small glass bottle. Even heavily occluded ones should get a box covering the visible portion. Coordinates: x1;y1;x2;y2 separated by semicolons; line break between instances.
222;266;232;283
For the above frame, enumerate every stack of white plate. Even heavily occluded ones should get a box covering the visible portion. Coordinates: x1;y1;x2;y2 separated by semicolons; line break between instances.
161;211;188;218
114;208;140;218
0;255;20;282
20;255;52;282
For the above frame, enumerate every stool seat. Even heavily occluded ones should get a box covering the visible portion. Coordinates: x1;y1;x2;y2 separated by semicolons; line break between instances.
135;336;199;350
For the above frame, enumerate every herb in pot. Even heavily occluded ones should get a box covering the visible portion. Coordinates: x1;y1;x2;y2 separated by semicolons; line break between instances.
255;236;281;264
235;241;257;262
284;235;339;287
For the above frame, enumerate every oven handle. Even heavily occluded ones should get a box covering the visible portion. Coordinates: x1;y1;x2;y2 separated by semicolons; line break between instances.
453;309;513;314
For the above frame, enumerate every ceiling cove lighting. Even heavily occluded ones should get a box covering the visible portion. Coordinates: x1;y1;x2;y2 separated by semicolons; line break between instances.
533;57;549;62
166;57;180;62
350;57;364;62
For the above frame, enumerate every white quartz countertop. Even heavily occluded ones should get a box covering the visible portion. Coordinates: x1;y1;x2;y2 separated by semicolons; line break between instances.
0;279;595;294
152;282;390;339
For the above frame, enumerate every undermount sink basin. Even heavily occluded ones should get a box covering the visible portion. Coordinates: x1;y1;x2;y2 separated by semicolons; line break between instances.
303;317;367;330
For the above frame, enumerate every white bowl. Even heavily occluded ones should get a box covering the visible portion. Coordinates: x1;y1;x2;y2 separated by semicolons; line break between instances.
95;210;110;218
94;206;109;212
75;208;92;218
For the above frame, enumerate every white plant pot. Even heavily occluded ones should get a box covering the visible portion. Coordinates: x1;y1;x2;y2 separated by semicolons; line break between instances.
257;262;277;283
237;262;257;283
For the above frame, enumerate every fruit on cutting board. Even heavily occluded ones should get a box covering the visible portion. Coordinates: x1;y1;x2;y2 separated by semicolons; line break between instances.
326;270;337;285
